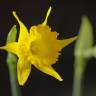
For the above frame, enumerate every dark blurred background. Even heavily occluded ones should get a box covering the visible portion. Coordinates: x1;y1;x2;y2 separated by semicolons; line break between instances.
0;0;96;96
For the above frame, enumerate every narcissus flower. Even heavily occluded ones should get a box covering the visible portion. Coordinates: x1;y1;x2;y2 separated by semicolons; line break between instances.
0;6;77;85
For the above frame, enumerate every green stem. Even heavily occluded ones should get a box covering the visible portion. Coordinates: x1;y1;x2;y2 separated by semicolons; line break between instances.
7;53;21;96
6;25;21;96
72;56;86;96
72;68;84;96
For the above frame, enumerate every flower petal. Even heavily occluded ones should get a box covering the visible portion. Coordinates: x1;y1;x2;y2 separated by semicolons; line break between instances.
42;6;52;26
59;36;77;49
0;42;18;55
17;58;31;85
12;11;29;43
33;62;63;81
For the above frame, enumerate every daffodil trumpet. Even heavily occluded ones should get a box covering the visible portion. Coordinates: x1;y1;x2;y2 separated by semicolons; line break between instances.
0;6;77;85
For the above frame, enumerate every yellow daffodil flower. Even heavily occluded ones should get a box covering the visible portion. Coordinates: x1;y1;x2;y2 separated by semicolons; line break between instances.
0;6;77;85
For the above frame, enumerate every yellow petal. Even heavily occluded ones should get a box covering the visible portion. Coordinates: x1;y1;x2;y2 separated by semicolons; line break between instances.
17;58;31;86
59;36;77;49
12;11;29;42
42;6;52;26
33;62;63;81
0;42;18;55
